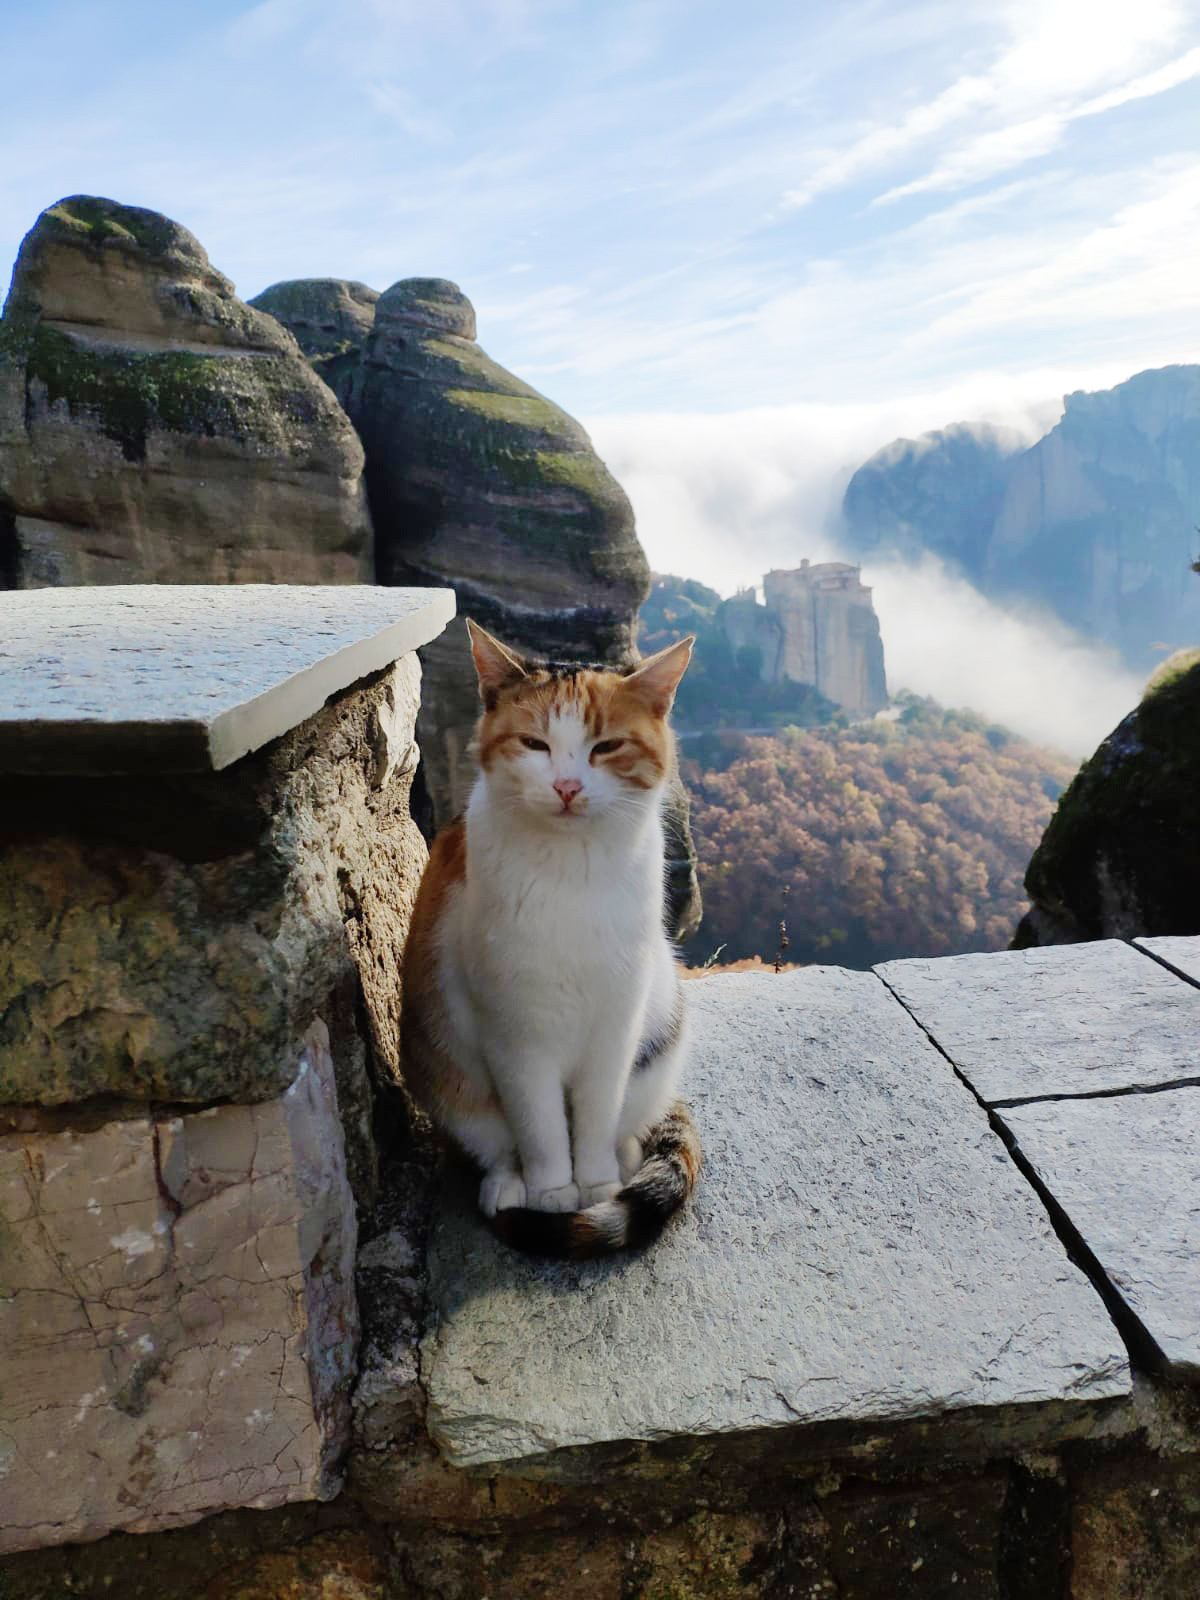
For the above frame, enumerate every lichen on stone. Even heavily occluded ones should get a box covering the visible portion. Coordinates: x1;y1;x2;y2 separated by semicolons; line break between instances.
444;384;577;439
28;326;245;459
40;195;183;259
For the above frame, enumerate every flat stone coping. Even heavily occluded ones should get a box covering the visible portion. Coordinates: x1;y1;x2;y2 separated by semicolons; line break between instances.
1000;1088;1200;1378
877;941;1200;1104
422;967;1128;1473
1137;935;1200;988
0;585;456;774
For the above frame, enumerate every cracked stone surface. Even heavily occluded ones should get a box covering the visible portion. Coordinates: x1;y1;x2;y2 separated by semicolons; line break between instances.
1137;935;1200;987
0;584;454;774
999;1088;1200;1378
0;1022;358;1553
421;967;1128;1473
878;941;1200;1104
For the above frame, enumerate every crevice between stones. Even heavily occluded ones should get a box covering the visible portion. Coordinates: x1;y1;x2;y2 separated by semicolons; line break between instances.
991;1074;1200;1109
0;498;17;589
1130;938;1200;992
873;969;1165;1384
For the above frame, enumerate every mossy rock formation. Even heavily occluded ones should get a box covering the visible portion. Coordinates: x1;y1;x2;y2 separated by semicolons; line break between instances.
0;196;372;586
1013;649;1200;946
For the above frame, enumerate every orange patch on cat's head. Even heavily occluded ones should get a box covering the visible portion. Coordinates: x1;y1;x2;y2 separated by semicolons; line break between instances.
465;621;694;790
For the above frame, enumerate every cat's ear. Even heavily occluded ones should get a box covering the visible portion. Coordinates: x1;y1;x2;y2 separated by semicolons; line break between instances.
622;636;694;716
466;618;529;706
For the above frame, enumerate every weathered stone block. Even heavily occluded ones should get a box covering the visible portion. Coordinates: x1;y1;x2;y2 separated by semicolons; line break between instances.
1000;1088;1200;1377
1071;1453;1200;1599
0;583;454;775
0;651;428;1111
878;941;1200;1104
420;967;1127;1475
0;1025;357;1552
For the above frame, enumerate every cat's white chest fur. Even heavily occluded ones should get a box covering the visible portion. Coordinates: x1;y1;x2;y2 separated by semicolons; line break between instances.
443;782;666;1067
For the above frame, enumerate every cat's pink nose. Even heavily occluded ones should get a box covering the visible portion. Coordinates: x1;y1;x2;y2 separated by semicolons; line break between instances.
553;777;582;806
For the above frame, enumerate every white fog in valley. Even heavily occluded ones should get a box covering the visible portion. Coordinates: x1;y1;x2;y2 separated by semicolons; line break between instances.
866;557;1142;756
590;368;1149;758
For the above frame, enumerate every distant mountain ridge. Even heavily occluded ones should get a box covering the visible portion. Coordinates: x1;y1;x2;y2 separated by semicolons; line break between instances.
841;366;1200;669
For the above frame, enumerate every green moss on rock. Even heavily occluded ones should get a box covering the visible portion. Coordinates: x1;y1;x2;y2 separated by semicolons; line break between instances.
445;385;572;436
27;325;330;462
41;196;189;260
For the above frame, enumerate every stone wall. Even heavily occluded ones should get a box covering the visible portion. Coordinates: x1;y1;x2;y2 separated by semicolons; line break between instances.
0;587;446;1556
6;939;1200;1596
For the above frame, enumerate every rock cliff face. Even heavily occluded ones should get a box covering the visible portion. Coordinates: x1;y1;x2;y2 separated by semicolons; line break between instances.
0;197;372;587
721;562;887;718
842;369;1200;670
1013;649;1200;947
842;422;1025;588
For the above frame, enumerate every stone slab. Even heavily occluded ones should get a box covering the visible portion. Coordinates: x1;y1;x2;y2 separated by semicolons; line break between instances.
0;1022;358;1552
999;1088;1200;1378
0;584;455;774
877;941;1200;1105
1137;935;1200;988
422;967;1128;1472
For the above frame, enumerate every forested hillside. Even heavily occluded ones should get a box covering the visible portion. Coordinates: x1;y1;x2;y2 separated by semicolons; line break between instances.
681;698;1075;970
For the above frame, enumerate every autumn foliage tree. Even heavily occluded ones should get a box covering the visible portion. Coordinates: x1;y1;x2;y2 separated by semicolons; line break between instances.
681;699;1075;970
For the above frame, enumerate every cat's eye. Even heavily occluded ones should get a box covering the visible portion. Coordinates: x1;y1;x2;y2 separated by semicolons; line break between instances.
520;736;550;752
590;738;624;758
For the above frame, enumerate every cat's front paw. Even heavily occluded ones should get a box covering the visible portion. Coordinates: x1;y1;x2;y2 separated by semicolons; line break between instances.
479;1171;526;1217
527;1182;581;1213
579;1180;621;1206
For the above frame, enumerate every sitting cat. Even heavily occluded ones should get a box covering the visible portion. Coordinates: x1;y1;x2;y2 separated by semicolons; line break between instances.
400;618;702;1257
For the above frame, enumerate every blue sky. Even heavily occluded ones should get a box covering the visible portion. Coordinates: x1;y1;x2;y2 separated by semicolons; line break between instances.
4;0;1198;747
4;0;1198;415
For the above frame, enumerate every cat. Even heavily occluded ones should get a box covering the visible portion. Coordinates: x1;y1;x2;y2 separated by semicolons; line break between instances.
400;617;702;1257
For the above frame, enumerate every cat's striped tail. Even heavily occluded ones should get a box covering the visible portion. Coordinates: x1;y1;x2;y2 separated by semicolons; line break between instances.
489;1101;702;1259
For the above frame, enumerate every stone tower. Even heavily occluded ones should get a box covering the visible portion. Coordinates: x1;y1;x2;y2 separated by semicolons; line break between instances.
722;561;888;717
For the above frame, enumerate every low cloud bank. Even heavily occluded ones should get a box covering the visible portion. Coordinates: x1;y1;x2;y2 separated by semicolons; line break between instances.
866;555;1142;756
589;379;1147;757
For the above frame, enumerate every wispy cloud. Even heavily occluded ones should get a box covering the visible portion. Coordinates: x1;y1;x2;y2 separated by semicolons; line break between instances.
784;0;1196;211
879;44;1200;203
